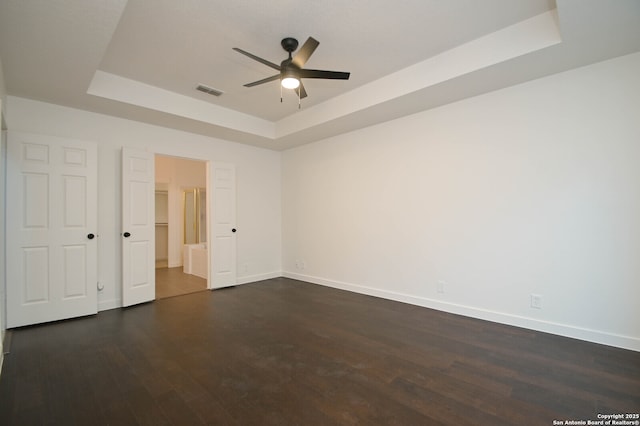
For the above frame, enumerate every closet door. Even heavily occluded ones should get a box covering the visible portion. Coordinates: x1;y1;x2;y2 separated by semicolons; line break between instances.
6;132;98;327
210;162;236;289
121;148;155;306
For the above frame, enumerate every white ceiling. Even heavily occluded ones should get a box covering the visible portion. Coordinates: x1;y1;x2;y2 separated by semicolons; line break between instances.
0;0;639;150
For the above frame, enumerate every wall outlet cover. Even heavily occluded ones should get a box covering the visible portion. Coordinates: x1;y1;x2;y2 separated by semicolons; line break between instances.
530;294;543;309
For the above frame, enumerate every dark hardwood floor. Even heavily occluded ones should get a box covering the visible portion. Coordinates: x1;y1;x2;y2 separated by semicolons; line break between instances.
156;266;207;299
0;277;638;425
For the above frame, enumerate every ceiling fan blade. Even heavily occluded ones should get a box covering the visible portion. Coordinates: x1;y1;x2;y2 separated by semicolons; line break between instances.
243;74;280;87
299;69;350;80
295;82;308;99
291;37;319;68
233;47;281;71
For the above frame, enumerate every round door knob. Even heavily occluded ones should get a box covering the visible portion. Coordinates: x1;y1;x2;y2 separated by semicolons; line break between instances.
232;228;237;233
123;232;131;238
87;233;95;240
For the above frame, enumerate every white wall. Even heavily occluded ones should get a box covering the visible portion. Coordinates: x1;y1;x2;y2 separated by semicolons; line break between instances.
4;97;282;310
282;52;640;351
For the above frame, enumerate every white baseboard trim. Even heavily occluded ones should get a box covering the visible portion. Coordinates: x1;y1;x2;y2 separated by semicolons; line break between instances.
236;271;282;285
283;271;640;352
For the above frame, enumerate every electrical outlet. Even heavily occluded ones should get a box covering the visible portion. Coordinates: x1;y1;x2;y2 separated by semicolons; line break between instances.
530;294;543;309
437;280;446;294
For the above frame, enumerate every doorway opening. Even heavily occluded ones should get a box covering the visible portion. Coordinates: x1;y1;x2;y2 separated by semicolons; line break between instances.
154;155;208;299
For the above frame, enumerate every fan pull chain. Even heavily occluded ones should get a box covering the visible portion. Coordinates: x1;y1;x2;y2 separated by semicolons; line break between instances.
280;84;283;103
298;87;301;109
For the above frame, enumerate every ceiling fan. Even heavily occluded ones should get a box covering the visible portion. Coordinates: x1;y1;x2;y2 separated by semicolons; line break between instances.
233;37;350;104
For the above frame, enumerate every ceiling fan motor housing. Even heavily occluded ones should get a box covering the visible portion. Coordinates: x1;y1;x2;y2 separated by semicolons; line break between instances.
281;37;299;54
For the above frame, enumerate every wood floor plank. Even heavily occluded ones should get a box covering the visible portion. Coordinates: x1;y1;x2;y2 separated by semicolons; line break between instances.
185;393;238;425
1;277;638;425
156;390;205;425
124;385;173;426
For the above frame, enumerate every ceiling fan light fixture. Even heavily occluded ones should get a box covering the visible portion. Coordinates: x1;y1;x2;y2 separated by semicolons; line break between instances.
234;36;350;101
281;76;300;89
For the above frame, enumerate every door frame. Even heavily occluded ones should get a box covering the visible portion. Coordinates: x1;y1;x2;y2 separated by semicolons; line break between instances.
153;153;234;291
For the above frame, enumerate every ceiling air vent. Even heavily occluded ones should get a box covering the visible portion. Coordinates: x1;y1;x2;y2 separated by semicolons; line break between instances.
196;84;224;97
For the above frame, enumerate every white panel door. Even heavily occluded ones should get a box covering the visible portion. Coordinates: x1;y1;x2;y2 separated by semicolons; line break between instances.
122;148;155;306
210;163;237;289
6;132;98;328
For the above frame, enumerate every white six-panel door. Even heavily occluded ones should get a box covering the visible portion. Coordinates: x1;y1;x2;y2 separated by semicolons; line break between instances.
210;162;237;289
6;132;98;328
121;148;155;306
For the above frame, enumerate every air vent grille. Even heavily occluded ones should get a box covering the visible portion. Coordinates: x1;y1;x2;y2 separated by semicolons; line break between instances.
196;84;224;97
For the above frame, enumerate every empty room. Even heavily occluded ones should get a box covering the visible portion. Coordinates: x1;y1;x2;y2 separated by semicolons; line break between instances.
0;0;639;424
